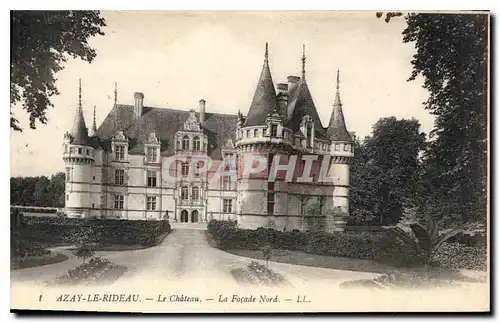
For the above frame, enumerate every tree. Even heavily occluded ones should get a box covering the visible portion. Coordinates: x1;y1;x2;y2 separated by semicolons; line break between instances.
11;11;106;131
349;117;426;225
64;225;98;264
261;245;272;268
377;13;488;224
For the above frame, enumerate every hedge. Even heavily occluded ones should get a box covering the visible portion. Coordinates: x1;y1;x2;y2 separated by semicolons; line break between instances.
14;214;171;247
207;219;423;267
207;219;488;270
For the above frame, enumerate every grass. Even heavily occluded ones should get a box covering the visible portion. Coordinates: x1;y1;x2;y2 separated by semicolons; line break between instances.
11;251;69;270
226;248;398;274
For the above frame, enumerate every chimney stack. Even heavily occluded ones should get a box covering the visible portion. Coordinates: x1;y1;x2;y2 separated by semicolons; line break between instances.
287;76;300;93
134;92;144;118
277;83;289;120
199;99;206;124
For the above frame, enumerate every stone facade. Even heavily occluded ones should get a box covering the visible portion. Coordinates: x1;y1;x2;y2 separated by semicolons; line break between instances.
62;44;354;232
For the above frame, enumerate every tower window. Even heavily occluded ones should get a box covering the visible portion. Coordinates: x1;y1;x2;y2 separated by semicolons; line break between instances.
147;170;157;187
193;136;201;151
192;187;200;201
254;129;259;137
246;130;250;138
335;144;340;151
66;194;69;201
300;196;307;215
181;186;189;200
147;196;157;211
115;145;125;161
182;135;190;150
115;169;125;186
114;195;124;210
319;196;325;214
271;124;278;137
66;168;71;182
267;181;275;215
343;144;349;151
92;203;95;209
306;126;312;147
78;148;82;154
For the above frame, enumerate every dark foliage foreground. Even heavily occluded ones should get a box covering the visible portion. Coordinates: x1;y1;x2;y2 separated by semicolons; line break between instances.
208;220;486;271
50;257;126;286
231;261;289;287
13;212;172;248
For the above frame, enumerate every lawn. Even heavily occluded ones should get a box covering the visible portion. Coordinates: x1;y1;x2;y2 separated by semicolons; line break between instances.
226;248;398;274
11;251;69;270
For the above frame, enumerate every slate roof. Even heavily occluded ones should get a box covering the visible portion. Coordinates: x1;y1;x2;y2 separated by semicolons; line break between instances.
70;107;91;145
326;91;353;142
243;47;278;127
285;78;328;140
96;104;238;160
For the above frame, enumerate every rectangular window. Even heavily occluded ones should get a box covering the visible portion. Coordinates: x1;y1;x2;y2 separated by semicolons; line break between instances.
115;145;125;161
267;181;275;215
66;168;70;182
147;170;157;187
300;196;307;215
181;187;189;200
92;203;95;209
319;196;325;214
146;147;158;162
147;196;157;211
271;124;278;137
192;187;200;201
115;169;125;186
78;148;82;154
114;195;124;210
343;144;349;151
335;144;340;151
223;199;233;213
181;162;189;176
222;175;232;190
66;194;69;201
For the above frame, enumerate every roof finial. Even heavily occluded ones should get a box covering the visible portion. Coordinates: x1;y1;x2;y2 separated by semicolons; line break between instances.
264;42;269;64
114;82;118;106
78;78;82;112
90;105;97;136
336;69;340;91
301;44;306;78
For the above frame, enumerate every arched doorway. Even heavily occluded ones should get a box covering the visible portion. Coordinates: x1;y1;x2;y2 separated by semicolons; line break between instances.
180;210;189;223
191;210;199;223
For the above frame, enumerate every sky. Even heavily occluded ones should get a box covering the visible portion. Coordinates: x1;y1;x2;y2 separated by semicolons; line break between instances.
10;11;434;177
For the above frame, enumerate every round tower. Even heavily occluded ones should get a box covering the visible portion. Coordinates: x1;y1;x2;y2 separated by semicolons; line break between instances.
326;70;354;230
62;79;94;218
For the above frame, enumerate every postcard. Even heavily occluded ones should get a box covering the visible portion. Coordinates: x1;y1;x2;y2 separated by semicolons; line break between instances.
10;10;490;313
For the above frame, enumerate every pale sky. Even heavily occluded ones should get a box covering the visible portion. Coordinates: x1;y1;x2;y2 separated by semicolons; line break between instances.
10;11;434;177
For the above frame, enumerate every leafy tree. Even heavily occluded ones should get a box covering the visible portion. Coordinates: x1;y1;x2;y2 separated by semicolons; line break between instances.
11;173;66;207
261;245;272;268
349;117;426;225
377;13;488;224
64;225;99;264
11;11;106;131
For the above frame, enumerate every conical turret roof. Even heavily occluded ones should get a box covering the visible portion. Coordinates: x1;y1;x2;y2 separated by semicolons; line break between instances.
327;70;352;142
243;43;278;127
70;79;90;145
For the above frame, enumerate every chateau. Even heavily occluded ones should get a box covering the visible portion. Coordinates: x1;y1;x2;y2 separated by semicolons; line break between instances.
62;44;354;232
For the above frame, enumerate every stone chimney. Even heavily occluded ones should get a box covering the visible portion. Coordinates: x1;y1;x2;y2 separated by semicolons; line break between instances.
134;92;144;118
287;76;300;93
199;99;206;124
277;83;289;120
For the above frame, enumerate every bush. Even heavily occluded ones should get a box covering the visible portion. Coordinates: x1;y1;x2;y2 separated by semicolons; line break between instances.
208;220;478;269
19;217;172;247
433;242;487;271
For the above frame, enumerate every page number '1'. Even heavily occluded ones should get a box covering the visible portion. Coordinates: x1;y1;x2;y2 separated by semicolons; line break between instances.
39;294;43;302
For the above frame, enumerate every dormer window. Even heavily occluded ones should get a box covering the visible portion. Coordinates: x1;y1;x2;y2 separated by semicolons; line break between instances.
115;145;125;161
146;147;158;163
193;136;201;151
182;136;190;150
270;124;278;137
